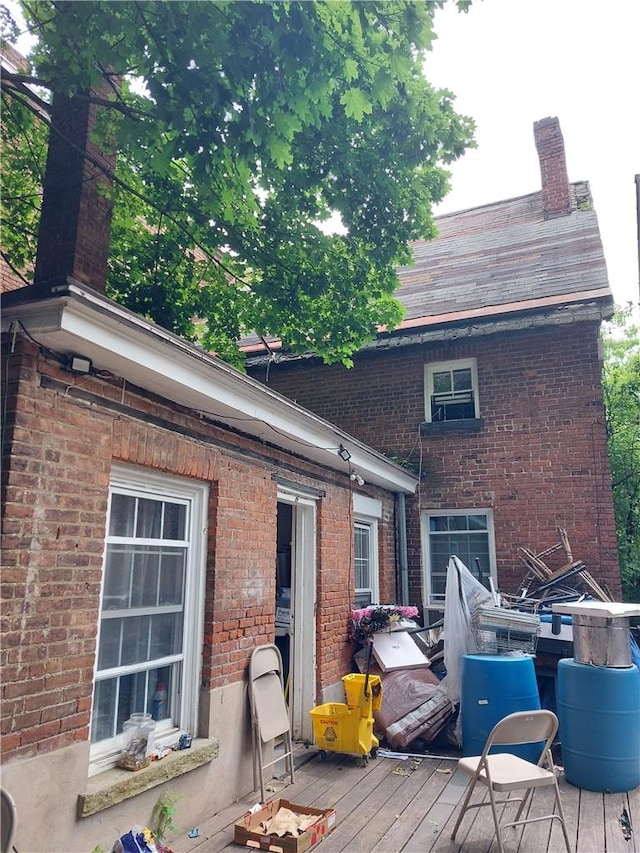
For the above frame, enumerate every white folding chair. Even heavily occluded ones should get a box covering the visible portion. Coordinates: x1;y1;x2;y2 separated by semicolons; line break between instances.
248;643;295;802
451;709;571;853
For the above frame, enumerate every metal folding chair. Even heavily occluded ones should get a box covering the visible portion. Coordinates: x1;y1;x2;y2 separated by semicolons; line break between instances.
248;643;295;802
451;709;571;853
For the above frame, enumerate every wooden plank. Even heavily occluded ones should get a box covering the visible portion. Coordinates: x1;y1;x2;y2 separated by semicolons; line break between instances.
625;786;640;853
515;783;553;853
577;569;613;602
369;759;453;852
558;527;573;563
576;789;605;852
422;768;475;852
172;752;345;853
546;775;579;853
627;787;640;853
314;757;422;851
604;792;635;853
543;560;585;583
328;757;443;852
518;548;552;580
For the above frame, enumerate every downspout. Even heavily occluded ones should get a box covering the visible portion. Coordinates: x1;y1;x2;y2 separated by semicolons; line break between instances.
396;493;409;605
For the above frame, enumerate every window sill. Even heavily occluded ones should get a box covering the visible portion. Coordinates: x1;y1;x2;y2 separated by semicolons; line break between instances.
420;418;484;435
77;737;219;817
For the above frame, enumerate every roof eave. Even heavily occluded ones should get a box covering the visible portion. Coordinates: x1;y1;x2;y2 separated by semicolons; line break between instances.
1;283;418;494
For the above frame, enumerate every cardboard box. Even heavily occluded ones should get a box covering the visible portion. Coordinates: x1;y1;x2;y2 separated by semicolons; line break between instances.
233;798;337;853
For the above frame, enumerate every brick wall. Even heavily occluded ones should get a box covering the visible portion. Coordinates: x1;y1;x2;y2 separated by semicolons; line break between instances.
248;322;621;604
1;335;398;761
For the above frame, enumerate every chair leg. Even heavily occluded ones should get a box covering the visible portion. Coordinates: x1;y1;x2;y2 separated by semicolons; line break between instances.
487;785;505;853
512;785;534;823
451;777;477;840
553;780;572;853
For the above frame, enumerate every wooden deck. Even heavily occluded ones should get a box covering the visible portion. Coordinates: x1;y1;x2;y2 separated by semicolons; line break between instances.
173;746;639;853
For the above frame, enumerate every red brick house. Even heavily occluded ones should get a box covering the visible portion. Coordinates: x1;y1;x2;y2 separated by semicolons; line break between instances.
243;117;621;618
0;90;417;851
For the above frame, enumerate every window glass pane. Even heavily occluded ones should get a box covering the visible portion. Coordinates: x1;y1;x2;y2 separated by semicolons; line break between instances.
430;538;451;570
428;512;491;604
108;493;135;537
103;548;132;610
131;548;161;608
150;612;183;659
432;371;451;394
159;551;186;605
92;679;117;742
98;618;122;669
163;503;187;540
354;590;373;609
136;498;162;539
452;368;472;391
430;570;447;602
117;670;150;728
120;615;151;666
354;526;370;591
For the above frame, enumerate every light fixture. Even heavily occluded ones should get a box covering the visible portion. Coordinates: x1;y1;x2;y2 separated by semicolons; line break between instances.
68;354;92;375
338;444;351;462
350;472;365;486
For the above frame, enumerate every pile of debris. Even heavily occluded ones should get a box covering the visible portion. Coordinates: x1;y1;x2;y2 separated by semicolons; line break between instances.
514;527;613;611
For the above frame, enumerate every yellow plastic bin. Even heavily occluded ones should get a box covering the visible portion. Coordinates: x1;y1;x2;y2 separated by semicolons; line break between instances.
342;673;383;716
309;698;380;765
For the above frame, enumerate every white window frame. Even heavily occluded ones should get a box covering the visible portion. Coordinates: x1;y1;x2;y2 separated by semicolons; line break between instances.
353;495;381;608
421;508;496;609
90;465;208;776
424;357;479;423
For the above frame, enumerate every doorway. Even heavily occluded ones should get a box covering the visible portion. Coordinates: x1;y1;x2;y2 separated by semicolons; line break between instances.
276;493;317;742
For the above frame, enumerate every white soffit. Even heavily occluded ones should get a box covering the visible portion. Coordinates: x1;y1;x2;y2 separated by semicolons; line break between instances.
2;286;418;495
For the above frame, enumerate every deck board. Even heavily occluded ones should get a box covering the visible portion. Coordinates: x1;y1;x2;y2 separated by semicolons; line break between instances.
173;748;640;853
577;788;606;853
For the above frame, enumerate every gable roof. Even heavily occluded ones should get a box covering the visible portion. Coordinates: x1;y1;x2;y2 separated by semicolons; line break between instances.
394;181;611;327
241;179;613;360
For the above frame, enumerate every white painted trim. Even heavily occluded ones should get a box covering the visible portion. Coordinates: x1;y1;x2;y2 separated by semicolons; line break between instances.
424;357;479;423
420;507;496;609
89;465;208;774
353;494;382;518
2;288;418;494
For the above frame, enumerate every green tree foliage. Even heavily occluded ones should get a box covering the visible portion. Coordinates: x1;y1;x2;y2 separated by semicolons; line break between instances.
2;0;474;367
602;306;640;601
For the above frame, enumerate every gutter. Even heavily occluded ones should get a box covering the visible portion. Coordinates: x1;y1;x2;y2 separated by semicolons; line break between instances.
1;281;418;495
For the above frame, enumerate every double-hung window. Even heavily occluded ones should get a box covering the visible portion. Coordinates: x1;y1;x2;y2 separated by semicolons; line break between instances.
91;466;207;773
425;358;479;423
421;509;496;608
353;495;381;609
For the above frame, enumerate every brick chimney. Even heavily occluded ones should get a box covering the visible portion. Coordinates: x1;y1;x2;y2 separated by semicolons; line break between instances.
533;116;572;219
34;87;116;293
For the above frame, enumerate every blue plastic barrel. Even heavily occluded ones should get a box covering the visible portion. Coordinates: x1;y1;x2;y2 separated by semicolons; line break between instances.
557;658;640;792
461;654;541;760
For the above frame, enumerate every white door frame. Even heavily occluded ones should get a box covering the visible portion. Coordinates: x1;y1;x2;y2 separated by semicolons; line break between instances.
277;490;317;742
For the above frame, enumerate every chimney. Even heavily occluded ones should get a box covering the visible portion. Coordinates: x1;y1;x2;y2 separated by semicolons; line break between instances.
533;116;572;219
34;86;116;293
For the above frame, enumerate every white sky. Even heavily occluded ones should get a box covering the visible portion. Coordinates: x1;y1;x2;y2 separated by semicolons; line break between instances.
427;0;640;308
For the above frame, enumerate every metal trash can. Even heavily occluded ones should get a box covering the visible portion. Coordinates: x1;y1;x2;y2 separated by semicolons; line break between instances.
572;614;632;667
